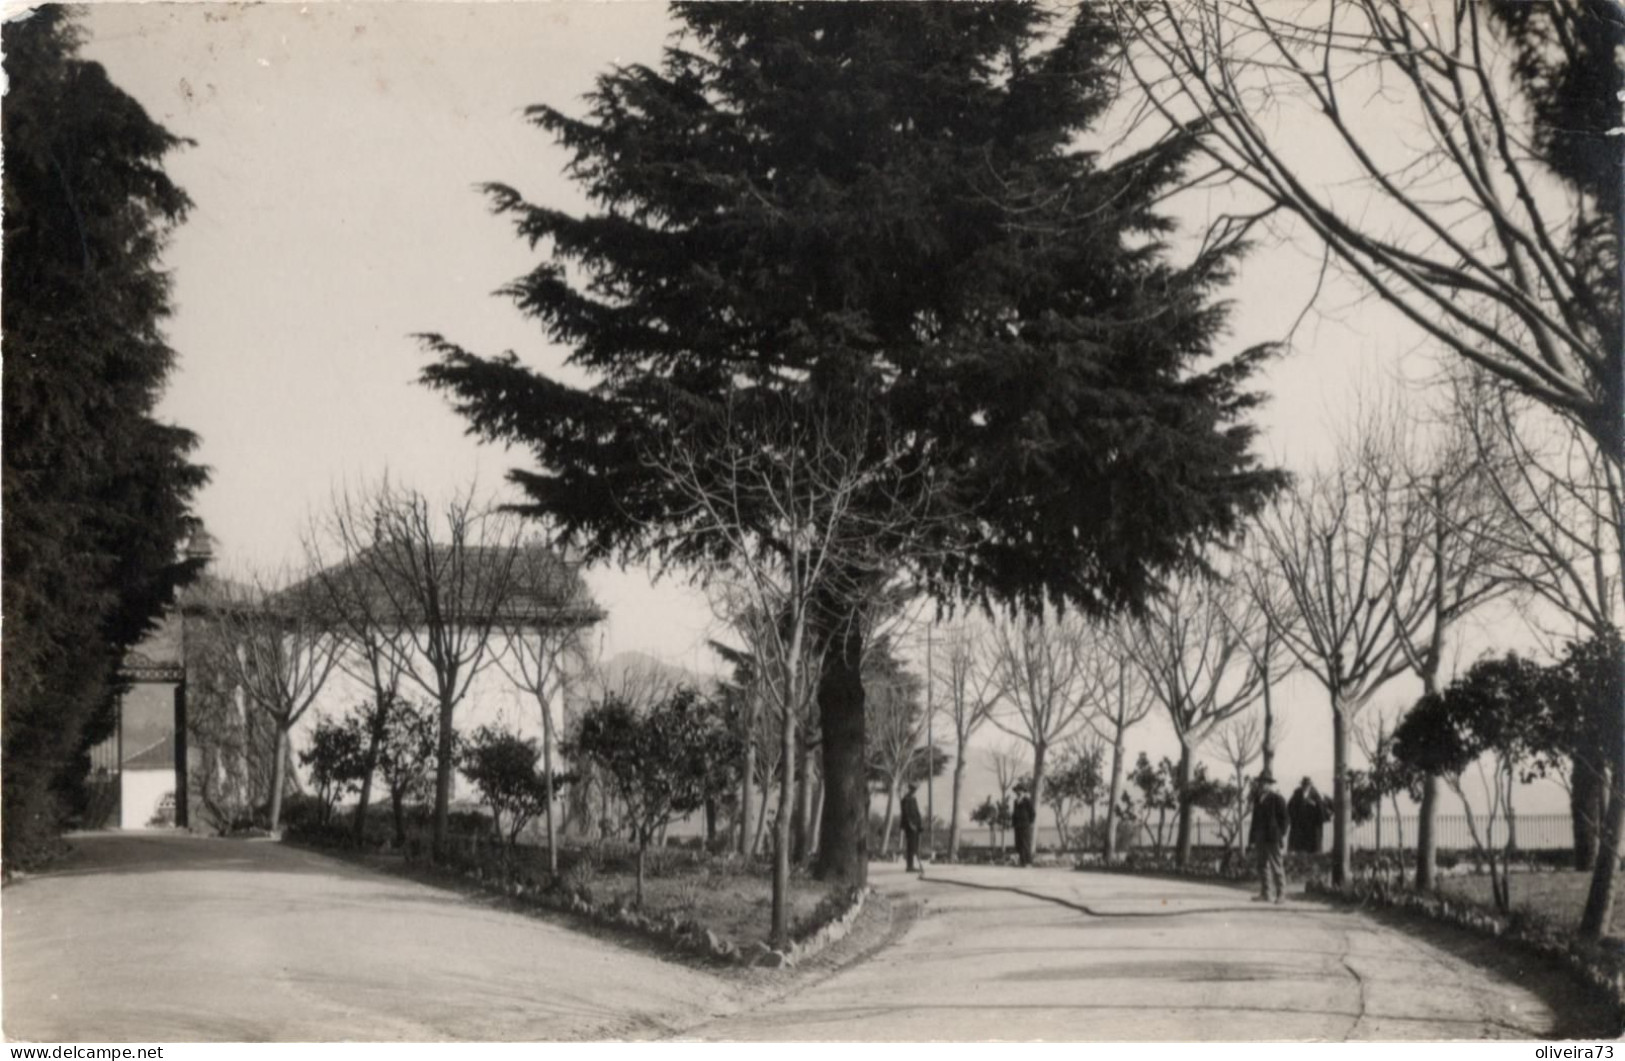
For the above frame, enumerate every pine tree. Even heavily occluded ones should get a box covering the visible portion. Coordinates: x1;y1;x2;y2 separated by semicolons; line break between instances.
2;7;208;864
422;2;1282;886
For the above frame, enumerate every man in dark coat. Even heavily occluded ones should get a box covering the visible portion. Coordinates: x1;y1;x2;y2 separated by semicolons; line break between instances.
900;781;925;872
1287;777;1327;854
1011;784;1037;867
1248;772;1290;903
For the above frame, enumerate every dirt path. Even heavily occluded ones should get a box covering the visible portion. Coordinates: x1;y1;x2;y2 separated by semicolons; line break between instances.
3;833;739;1041
690;863;1601;1041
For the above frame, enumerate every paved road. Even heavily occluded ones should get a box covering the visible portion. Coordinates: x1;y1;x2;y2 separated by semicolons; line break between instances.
4;834;737;1041
693;863;1585;1041
5;836;1597;1041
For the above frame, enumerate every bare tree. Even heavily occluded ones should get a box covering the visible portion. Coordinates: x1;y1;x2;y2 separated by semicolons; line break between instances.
1086;625;1155;863
207;568;343;831
642;391;946;945
1117;0;1616;453
1233;549;1300;780
1252;459;1432;886
1123;570;1273;867
354;483;525;860
1454;373;1622;878
935;621;999;859
986;609;1100;815
1455;375;1623;643
1355;400;1515;888
987;743;1025;852
306;488;415;845
865;649;931;856
494;542;601;874
1119;0;1625;934
1355;705;1408;857
1214;712;1263;860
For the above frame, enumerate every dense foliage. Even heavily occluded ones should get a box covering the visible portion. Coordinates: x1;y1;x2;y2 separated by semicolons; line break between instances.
460;726;553;852
2;8;208;865
421;2;1283;885
566;687;741;903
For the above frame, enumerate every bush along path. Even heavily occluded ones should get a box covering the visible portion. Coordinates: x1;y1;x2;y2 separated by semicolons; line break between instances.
285;829;870;970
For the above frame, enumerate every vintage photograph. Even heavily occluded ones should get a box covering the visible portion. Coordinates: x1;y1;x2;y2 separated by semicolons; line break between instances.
2;0;1621;1044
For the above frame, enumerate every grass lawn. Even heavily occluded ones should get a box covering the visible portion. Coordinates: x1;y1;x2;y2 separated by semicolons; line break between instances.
439;837;835;947
1439;870;1625;939
570;851;833;945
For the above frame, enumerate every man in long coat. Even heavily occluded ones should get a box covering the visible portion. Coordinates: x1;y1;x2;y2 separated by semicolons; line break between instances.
1287;777;1327;854
900;781;925;873
1011;784;1037;866
1248;773;1290;904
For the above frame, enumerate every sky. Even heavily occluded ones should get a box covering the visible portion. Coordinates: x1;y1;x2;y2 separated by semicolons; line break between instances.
65;0;1569;818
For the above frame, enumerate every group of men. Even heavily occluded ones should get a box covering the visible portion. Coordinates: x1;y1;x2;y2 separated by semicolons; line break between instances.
1247;774;1330;903
897;772;1330;894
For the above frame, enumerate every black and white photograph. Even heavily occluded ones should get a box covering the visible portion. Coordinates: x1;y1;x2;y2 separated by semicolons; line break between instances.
2;0;1622;1045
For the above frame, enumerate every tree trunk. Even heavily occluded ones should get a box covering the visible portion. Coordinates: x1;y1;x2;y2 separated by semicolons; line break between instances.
636;839;646;908
1416;773;1440;889
1031;740;1049;821
1174;743;1194;868
1571;759;1604;871
1331;704;1350;887
391;787;407;848
813;604;868;888
752;777;771;857
268;726;288;832
740;710;757;857
792;738;814;864
431;699;455;861
1105;735;1126;862
1579;725;1625;939
352;697;390;845
772;647;798;946
881;779;898;856
542;697;558;875
1414;665;1443;889
808;773;824;858
948;754;966;861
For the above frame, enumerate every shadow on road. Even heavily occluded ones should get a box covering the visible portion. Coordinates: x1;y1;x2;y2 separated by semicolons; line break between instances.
1355;902;1621;1040
19;833;383;883
925;872;1289;920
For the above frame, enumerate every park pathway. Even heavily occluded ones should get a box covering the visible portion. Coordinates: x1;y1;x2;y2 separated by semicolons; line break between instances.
6;836;1602;1041
691;862;1588;1041
3;834;737;1041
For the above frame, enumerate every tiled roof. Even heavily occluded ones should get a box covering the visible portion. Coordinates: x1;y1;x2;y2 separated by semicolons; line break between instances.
285;542;604;630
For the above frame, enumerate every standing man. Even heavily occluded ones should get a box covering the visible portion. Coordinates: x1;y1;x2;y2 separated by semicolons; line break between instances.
1012;782;1037;867
1288;777;1326;855
1248;772;1290;904
901;781;925;873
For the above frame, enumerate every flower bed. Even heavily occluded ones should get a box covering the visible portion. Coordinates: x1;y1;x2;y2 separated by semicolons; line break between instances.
286;825;860;969
1305;876;1625;1037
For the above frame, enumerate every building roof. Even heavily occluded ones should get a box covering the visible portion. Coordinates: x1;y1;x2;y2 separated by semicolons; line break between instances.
284;540;605;631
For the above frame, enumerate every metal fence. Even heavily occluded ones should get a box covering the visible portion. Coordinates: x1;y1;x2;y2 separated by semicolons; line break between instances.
957;812;1575;854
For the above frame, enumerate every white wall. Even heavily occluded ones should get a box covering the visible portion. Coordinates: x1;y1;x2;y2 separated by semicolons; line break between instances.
120;769;176;830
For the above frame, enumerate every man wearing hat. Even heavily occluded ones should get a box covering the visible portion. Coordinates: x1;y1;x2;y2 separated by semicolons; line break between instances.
1247;772;1291;904
900;780;925;873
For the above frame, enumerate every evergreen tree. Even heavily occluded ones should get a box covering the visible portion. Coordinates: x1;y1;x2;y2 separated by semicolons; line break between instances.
2;7;208;864
422;2;1282;886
